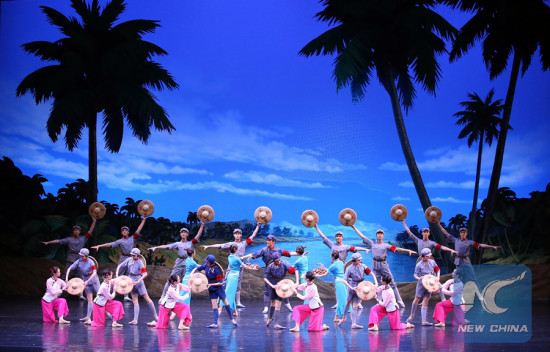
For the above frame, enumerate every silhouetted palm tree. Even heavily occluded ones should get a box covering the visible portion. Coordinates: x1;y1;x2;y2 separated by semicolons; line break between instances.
300;0;457;259
454;88;503;236
16;0;178;203
444;0;550;256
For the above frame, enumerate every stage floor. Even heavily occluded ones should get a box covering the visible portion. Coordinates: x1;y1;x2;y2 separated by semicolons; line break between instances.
0;298;548;351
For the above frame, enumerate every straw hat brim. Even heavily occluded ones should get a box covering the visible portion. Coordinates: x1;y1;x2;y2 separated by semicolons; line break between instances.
88;202;106;220
137;200;155;217
301;210;319;228
66;278;85;295
424;206;442;224
390;204;408;222
356;281;376;301
114;275;134;295
422;274;441;293
254;206;273;224
275;279;296;299
339;208;357;226
188;273;208;293
197;205;215;223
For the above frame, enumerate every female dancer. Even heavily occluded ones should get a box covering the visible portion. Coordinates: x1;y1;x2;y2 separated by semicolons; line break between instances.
117;248;158;326
338;253;378;329
220;244;258;315
89;270;124;327
65;248;100;322
352;226;416;309
156;274;192;330
191;254;238;328
316;251;347;322
293;245;309;303
406;248;441;325
433;267;467;327
289;271;330;332
368;275;414;331
42;266;70;324
179;249;198;305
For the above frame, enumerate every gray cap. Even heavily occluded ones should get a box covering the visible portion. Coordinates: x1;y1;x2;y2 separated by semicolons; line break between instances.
130;248;141;255
421;248;432;256
79;248;89;256
351;253;362;261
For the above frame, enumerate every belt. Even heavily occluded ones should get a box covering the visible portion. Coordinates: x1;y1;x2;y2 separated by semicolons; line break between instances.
352;279;364;283
83;272;92;277
129;273;141;277
457;255;469;259
373;257;387;262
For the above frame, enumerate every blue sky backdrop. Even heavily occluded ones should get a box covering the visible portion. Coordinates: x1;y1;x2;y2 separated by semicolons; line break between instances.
1;1;549;238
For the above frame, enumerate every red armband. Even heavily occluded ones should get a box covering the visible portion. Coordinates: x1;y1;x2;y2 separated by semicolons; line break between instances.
435;244;442;250
364;267;371;275
140;267;147;274
91;265;97;271
389;246;396;252
288;267;296;274
282;250;290;257
350;246;356;253
246;238;253;245
133;233;140;239
191;238;198;244
434;266;440;273
215;274;223;281
84;232;92;239
473;242;480;250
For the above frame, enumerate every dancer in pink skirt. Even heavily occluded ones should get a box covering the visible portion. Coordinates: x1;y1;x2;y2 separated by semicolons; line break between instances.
368;275;414;331
88;270;124;327
433;268;467;327
289;271;330;332
156;274;192;330
42;266;70;324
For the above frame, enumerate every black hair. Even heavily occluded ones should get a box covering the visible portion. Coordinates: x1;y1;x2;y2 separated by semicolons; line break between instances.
331;251;340;260
305;271;316;282
381;274;392;285
230;244;238;253
169;274;180;284
102;269;112;278
50;266;60;276
296;246;306;255
186;248;195;256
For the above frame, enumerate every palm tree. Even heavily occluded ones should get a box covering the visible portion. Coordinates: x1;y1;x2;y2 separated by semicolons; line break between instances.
444;0;550;258
454;89;503;237
300;0;457;254
448;214;468;231
16;0;178;203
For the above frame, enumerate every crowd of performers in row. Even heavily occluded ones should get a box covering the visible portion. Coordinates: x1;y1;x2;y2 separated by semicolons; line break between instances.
41;215;500;332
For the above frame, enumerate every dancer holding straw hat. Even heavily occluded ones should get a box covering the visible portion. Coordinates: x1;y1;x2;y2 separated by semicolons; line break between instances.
368;275;414;331
89;270;124;327
41;266;70;324
65;248;100;322
156;274;192;330
289;271;330;332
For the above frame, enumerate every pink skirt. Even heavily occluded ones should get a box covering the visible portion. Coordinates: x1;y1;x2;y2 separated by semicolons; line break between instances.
42;298;69;323
156;303;192;329
91;300;125;327
368;304;407;330
433;300;467;326
292;305;325;331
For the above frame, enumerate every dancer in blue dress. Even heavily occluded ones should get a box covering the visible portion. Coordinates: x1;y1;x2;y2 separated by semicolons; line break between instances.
220;245;258;316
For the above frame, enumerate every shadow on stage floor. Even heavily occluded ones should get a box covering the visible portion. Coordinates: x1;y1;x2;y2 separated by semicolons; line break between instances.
0;298;548;351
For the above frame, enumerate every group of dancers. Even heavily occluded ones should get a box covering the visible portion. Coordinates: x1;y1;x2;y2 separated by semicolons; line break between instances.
41;207;500;333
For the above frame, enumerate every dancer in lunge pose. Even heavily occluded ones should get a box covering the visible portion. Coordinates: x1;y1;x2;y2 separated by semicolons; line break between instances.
289;271;330;332
42;266;70;324
89;270;124;327
156;274;192;330
368;275;414;331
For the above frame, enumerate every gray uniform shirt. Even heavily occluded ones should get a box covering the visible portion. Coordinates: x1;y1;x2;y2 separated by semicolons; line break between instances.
322;238;356;262
59;235;89;264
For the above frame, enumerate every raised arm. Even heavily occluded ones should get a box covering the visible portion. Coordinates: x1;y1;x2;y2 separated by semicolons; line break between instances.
88;218;97;236
194;222;205;242
437;221;452;239
135;216;147;235
248;223;261;242
401;221;419;244
350;224;367;241
314;224;329;242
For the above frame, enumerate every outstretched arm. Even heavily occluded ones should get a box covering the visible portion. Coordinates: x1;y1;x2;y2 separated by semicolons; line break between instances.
439;245;457;256
350;225;367;241
477;243;501;251
92;242;112;251
135;216;147;235
248;223;261;242
42;239;60;245
314;224;329;242
402;221;419;244
194;223;205;242
394;246;416;256
355;247;370;253
88;218;97;236
437;221;452;239
148;244;171;252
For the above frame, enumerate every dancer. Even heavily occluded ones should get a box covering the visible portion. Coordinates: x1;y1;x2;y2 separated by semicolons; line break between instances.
89;270;124;327
338;253;378;329
314;224;370;309
92;216;147;302
352;226;416;309
241;234;300;313
148;223;204;302
321;251;348;322
116;248;158;326
263;252;299;329
433;267;467;327
42;266;70;324
65;248;100;322
170;248;198;321
42;217;96;300
202;223;260;307
293;245;309;304
156;274;192;330
220;244;258;315
368;275;414;331
406;248;441;326
191;254;238;328
289;271;330;332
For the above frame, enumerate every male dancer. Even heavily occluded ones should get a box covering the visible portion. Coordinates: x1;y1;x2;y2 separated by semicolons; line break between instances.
149;222;205;302
352;226;416;309
241;234;300;313
202;223;260;307
263;252;299;329
92;215;147;301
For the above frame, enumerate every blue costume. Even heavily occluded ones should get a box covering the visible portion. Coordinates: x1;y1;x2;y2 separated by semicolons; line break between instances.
328;260;347;317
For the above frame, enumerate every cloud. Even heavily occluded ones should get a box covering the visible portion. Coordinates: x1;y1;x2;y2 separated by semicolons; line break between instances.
379;162;408;172
398;179;488;190
430;197;471;204
391;196;410;201
224;170;330;188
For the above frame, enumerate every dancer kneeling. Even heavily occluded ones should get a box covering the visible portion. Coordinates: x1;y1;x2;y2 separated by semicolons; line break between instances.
89;270;124;327
156;274;192;330
191;254;238;328
433;267;467;327
368;275;414;331
42;266;70;324
289;271;329;332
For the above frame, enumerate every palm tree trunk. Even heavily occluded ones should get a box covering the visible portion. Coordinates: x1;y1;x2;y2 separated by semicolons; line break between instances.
384;67;453;270
88;112;98;204
475;54;520;263
469;134;484;240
